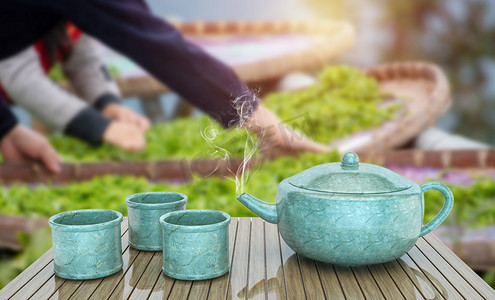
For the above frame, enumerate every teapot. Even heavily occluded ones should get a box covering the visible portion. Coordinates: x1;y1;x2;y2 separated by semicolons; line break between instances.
237;152;454;266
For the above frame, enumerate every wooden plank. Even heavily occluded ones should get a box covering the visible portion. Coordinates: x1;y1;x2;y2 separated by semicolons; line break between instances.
333;265;365;299
377;261;424;299
279;235;306;300
297;255;326;299
407;246;465;299
187;280;211;300
0;248;53;299
423;234;495;299
415;237;487;300
206;217;238;300
127;252;163;300
86;246;141;300
167;280;192;300
5;218;495;300
226;217;251;300
264;222;286;300
51;278;89;300
107;250;154;300
399;254;442;299
245;218;266;300
146;274;175;300
351;265;385;300
9;260;55;300
315;262;345;300
27;274;65;300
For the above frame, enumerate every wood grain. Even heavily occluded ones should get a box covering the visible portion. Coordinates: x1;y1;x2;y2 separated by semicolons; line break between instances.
423;234;495;299
0;249;53;299
279;237;306;300
264;221;286;300
315;262;346;300
415;237;487;300
229;218;251;300
167;279;193;300
2;219;494;300
187;280;210;300
146;272;174;300
333;265;366;299
398;254;442;299
107;250;154;300
351;265;386;299
245;218;266;300
297;255;326;299
407;246;464;299
377;260;423;299
127;252;163;299
207;217;238;300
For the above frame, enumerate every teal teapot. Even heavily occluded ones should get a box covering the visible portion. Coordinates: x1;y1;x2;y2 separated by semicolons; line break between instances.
237;152;454;266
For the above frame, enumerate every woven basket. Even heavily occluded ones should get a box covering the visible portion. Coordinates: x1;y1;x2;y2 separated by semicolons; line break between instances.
111;20;355;98
332;61;451;153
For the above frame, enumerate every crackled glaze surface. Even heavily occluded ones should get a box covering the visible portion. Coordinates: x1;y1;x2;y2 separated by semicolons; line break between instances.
237;152;454;266
160;210;230;280
277;183;422;265
126;192;187;251
49;209;123;280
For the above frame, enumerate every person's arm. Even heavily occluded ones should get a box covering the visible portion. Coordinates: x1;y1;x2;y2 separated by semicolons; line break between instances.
62;34;121;109
34;0;327;157
0;46;146;150
0;46;109;144
0;96;61;172
62;34;150;131
0;97;18;140
42;0;259;128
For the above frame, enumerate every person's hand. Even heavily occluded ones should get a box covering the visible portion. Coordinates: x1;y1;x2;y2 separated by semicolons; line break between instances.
0;125;61;173
242;105;329;159
102;103;151;132
102;121;146;151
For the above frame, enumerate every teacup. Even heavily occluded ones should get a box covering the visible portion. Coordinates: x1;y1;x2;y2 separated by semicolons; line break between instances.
49;209;123;280
160;209;231;280
126;192;187;251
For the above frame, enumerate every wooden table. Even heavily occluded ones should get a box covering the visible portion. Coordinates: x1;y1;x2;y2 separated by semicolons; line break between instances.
1;218;494;300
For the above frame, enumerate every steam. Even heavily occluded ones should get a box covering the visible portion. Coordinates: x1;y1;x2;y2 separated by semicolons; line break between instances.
200;90;261;193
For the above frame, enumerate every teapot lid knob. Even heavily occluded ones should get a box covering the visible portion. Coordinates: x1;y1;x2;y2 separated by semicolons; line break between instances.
341;152;359;170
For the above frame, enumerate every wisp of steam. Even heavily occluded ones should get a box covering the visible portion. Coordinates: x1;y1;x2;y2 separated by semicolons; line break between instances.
200;91;261;193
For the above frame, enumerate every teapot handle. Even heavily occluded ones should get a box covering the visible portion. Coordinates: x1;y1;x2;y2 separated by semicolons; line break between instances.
419;182;454;237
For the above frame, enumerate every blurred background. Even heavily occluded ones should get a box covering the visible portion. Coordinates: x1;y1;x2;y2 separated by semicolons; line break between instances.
12;0;495;143
144;0;495;144
2;0;495;294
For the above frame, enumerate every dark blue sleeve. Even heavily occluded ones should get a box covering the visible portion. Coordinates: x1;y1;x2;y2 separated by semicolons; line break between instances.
0;98;18;140
41;0;258;128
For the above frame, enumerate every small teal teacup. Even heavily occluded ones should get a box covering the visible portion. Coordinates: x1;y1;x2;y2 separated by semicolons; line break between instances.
160;209;231;280
126;192;187;251
49;209;123;280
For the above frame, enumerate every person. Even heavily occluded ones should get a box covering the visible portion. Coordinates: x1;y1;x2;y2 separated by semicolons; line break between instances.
0;0;327;172
0;23;151;150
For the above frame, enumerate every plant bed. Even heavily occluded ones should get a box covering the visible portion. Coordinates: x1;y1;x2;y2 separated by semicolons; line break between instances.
0;158;258;185
2;149;495;184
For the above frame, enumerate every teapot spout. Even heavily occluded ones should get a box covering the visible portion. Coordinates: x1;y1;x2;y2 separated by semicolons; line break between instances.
236;193;279;224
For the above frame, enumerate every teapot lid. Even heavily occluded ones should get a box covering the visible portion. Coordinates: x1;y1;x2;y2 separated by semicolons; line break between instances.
288;152;412;194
